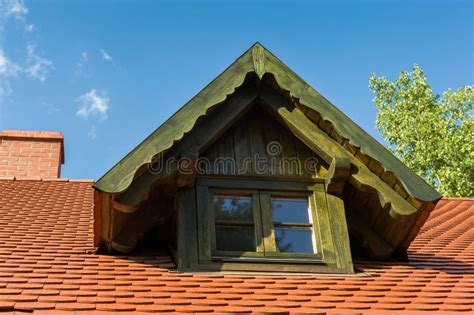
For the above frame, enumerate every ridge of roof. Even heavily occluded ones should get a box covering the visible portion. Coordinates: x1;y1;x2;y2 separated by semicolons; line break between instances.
0;176;94;183
94;42;440;204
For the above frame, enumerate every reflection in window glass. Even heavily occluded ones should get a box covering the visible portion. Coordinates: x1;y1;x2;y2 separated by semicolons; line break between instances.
271;198;310;223
214;196;253;222
216;226;256;252
275;228;314;253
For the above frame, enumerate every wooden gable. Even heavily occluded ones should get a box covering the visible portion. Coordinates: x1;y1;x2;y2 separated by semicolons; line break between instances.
94;44;441;270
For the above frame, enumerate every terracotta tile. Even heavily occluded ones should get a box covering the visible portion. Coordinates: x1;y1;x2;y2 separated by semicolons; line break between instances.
153;298;192;305
13;302;56;311
37;295;76;303
289;290;322;297
246;294;278;301
115;297;154;305
0;288;21;295
96;290;134;298
303;301;336;309
439;304;473;312
193;299;229;307
0;295;38;302
133;291;172;299
96;303;136;312
292;308;326;315
76;296;115;304
0;301;15;311
174;305;214;313
211;294;243;301
253;308;291;314
228;300;266;308
134;304;175;312
54;303;96;311
280;295;311;302
213;306;253;313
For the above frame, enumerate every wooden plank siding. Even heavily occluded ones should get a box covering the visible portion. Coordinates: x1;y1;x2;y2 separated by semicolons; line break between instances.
201;105;327;178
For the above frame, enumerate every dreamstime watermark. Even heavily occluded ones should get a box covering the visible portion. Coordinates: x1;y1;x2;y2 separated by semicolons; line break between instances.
148;141;319;176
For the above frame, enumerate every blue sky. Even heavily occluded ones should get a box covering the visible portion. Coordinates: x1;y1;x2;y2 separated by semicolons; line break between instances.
0;0;472;180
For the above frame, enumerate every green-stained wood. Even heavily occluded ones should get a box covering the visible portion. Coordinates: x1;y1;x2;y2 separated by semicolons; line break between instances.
260;88;418;218
177;187;198;269
261;46;440;203
192;261;342;274
326;193;353;272
312;185;336;265
95;46;255;194
196;185;212;262
324;157;353;272
201;105;324;178
325;157;351;196
94;42;440;206
194;178;350;273
113;86;260;211
95;42;441;264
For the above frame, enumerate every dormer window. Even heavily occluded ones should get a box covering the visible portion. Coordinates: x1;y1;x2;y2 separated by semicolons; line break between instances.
208;186;320;258
194;176;352;273
94;43;441;276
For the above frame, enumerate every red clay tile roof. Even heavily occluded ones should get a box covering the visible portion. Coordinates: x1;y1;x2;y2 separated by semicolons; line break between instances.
0;179;472;314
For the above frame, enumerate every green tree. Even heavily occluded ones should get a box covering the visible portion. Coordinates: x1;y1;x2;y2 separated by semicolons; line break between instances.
369;65;473;197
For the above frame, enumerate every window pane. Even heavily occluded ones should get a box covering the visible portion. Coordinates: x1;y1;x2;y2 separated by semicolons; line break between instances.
271;197;310;223
214;195;253;222
275;227;314;253
215;226;256;252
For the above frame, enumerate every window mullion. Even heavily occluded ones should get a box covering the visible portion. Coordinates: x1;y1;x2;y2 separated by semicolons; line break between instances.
252;193;265;253
259;193;277;254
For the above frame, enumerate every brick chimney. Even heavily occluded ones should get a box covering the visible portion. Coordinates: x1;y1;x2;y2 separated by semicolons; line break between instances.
0;130;65;179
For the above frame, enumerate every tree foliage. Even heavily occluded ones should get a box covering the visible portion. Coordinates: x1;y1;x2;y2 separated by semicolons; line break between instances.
369;65;473;197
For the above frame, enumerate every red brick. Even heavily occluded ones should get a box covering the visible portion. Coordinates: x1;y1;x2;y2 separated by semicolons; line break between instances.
0;130;63;179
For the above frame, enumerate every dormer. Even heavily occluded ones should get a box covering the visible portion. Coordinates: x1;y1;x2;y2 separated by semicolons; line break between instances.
93;43;441;274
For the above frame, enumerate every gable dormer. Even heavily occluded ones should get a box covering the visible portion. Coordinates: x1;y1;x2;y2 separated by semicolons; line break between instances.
93;43;441;274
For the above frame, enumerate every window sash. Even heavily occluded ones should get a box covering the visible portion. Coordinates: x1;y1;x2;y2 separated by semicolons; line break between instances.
209;187;321;258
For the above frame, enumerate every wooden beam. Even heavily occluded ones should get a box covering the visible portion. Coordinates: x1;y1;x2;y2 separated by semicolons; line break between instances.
325;157;351;197
260;88;418;218
177;187;199;270
176;148;199;188
93;189;102;247
321;158;354;272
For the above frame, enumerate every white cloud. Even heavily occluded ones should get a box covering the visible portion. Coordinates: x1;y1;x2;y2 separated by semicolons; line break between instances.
81;51;88;62
1;0;28;21
24;44;53;81
0;50;20;97
100;49;112;61
74;51;89;78
24;23;34;32
0;49;21;77
76;89;109;121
